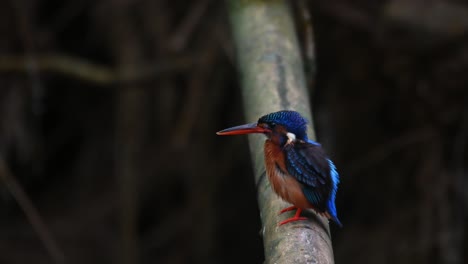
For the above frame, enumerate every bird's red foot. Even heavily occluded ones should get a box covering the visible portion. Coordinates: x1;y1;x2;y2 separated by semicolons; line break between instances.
278;208;307;226
278;205;297;215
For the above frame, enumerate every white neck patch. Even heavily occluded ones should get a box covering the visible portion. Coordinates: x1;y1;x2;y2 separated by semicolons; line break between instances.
286;132;296;145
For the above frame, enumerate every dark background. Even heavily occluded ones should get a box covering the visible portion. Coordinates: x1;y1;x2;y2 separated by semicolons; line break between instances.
0;0;467;263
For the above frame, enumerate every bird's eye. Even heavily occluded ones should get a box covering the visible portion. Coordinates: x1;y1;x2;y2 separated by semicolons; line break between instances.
269;123;276;128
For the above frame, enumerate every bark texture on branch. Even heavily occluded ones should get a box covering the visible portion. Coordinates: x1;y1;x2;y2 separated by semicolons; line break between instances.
228;0;335;263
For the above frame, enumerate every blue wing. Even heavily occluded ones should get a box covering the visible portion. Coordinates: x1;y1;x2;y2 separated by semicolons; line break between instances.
283;140;336;213
326;159;342;226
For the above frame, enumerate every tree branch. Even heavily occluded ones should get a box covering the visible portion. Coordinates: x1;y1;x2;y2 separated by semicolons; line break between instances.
0;156;65;264
228;0;335;263
0;54;197;85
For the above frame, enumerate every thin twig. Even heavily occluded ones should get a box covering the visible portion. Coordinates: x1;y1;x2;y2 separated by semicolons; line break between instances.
169;0;211;52
11;0;44;114
49;1;91;33
346;127;436;174
443;107;468;264
316;2;373;32
0;54;198;85
171;24;221;148
0;156;65;264
453;108;468;209
296;0;316;87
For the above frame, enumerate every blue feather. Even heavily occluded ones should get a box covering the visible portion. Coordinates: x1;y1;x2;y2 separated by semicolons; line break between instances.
258;111;308;140
326;159;342;227
302;187;324;208
306;139;321;146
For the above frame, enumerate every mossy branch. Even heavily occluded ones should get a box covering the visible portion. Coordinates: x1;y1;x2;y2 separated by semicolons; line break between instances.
228;1;335;263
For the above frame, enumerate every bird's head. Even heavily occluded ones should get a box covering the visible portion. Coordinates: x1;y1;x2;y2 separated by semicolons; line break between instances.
216;110;308;146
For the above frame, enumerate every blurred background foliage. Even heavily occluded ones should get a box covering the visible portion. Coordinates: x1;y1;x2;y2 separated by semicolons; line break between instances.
0;0;467;263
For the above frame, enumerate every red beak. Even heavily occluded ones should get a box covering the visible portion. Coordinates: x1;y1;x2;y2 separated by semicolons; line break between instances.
216;122;270;135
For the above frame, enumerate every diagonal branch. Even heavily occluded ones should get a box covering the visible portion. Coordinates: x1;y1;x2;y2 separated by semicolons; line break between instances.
0;157;65;264
228;0;335;263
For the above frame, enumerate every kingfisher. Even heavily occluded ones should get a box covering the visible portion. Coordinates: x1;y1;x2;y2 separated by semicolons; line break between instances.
217;110;342;227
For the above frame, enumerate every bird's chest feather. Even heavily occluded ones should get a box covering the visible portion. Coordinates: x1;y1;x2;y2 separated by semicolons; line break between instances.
264;140;312;209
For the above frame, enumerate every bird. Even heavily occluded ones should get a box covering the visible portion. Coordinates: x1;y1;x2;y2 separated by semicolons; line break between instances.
216;110;342;227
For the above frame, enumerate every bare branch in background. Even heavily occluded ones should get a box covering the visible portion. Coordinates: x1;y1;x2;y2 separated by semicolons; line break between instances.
169;0;211;52
0;54;198;85
0;157;65;264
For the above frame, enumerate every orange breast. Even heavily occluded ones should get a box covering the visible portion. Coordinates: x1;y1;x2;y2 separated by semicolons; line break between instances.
264;140;313;209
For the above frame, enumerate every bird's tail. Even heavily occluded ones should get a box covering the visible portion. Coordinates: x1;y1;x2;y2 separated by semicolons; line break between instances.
330;214;343;228
325;198;343;227
324;211;343;228
326;159;342;227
